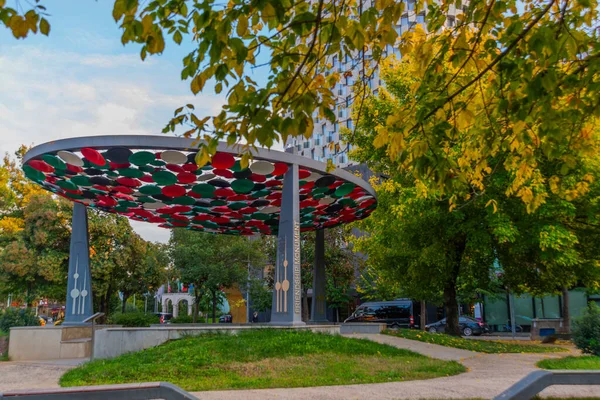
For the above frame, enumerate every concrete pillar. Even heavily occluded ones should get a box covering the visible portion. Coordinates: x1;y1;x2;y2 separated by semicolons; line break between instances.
173;303;179;318
310;229;329;323
188;302;193;316
64;203;93;325
270;164;305;326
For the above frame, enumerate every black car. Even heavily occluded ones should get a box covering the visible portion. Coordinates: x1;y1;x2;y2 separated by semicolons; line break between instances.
154;312;173;324
425;316;488;336
219;314;233;323
344;300;416;328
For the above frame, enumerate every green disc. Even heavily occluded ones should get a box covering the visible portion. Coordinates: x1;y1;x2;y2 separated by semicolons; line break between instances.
152;171;177;186
70;175;91;187
301;222;314;228
229;202;246;210
200;220;219;229
53;169;67;177
312;187;330;195
129;151;156;166
335;183;355;197
231;179;254;194
150;159;166;167
194;207;211;213
114;205;129;212
139;185;162;195
139;165;155;173
230;160;244;172
172;196;196;206
90;188;108;195
118;168;144;178
42;154;66;170
138;196;156;203
23;165;46;182
339;198;357;207
211;199;227;206
192;183;215;196
250;189;270;198
303;206;316;214
106;170;119;178
118;200;138;208
64;192;84;200
312;193;325;200
201;165;213;171
251;213;269;220
56;179;78;191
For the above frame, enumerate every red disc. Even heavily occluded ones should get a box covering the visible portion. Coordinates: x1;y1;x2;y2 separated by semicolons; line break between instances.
265;180;282;187
67;164;83;173
240;207;258;214
28;160;54;173
272;162;288;176
211;152;235;169
81;148;106;166
177;172;197;184
162;185;186;197
213;216;230;224
183;163;198;172
214;169;234;179
112;185;134;194
116;177;141;187
212;206;230;213
170;205;192;213
166;164;185;173
299;169;311;179
250;173;266;183
139;175;154;183
215;187;235;197
109;162;130;169
193;214;212;221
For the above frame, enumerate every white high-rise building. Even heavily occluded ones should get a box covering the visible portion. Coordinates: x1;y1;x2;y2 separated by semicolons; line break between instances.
286;1;466;168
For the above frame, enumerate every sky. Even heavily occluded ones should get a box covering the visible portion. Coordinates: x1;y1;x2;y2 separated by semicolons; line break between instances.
0;1;274;243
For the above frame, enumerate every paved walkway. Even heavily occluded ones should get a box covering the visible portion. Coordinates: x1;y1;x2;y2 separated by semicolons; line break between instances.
191;334;600;400
0;359;86;392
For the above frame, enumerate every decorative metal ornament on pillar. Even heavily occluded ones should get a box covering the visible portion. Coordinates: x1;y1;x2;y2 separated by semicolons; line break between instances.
64;202;93;325
271;163;305;326
310;229;329;323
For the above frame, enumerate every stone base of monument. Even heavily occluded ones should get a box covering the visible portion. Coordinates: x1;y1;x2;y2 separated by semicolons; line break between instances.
8;325;120;361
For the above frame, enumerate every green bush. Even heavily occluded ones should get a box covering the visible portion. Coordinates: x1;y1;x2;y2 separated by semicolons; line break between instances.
572;302;600;356
170;315;206;324
110;312;159;327
0;308;40;332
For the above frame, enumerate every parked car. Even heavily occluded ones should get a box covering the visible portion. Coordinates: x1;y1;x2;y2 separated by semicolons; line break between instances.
425;316;488;336
344;300;416;328
154;312;173;324
219;314;233;323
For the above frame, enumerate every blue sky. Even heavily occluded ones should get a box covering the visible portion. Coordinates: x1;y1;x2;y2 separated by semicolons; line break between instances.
0;1;273;243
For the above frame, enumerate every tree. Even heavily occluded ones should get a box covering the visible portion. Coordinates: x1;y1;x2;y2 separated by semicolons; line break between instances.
170;229;264;322
349;51;600;335
6;1;597;193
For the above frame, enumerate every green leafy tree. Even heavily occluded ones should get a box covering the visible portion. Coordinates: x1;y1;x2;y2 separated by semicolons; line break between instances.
7;0;598;195
170;229;264;322
248;278;272;314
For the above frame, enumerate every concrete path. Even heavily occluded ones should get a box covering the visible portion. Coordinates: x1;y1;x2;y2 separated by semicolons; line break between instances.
191;334;600;400
0;359;86;392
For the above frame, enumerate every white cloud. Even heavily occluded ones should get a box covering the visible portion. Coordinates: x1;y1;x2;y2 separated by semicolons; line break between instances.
0;45;224;242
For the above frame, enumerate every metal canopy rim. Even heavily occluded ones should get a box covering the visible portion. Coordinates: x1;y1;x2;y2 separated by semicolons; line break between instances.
23;134;377;199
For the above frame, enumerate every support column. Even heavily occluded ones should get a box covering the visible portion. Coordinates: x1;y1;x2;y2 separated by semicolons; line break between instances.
64;202;93;325
188;302;193;316
173;303;179;318
270;164;305;326
310;229;329;323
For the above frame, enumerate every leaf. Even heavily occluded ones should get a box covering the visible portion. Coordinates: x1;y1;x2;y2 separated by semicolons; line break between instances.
236;15;248;37
173;30;183;45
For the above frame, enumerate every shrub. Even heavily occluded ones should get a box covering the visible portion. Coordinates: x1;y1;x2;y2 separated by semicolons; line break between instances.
572;302;600;356
170;315;206;324
110;312;159;327
0;308;40;332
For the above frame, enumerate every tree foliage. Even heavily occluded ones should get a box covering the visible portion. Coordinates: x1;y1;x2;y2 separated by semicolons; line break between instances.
169;229;264;322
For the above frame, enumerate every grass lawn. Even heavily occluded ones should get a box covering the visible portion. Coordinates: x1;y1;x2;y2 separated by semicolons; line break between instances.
538;355;600;370
60;329;465;391
385;329;568;354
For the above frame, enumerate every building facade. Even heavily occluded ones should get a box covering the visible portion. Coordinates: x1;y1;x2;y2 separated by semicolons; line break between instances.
286;0;467;168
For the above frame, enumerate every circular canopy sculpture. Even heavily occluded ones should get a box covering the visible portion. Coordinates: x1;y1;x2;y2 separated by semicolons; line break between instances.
22;135;377;235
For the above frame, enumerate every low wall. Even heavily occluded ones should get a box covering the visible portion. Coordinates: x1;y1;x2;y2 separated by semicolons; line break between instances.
9;325;120;361
94;324;340;360
340;323;387;334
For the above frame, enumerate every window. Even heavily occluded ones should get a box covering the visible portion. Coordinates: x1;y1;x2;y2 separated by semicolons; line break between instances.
321;124;327;135
345;75;352;86
346;95;351;108
338;154;347;164
303;141;310;148
311;149;315;159
338;108;345;118
334;123;339;132
401;16;409;26
407;0;415;11
416;13;425;24
296;144;301;151
346;119;353;129
447;16;455;27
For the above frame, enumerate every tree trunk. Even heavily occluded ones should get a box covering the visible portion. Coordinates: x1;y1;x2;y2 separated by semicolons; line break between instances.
420;300;427;330
443;283;461;336
211;289;217;324
121;293;129;313
562;286;570;333
193;286;199;323
302;289;309;322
